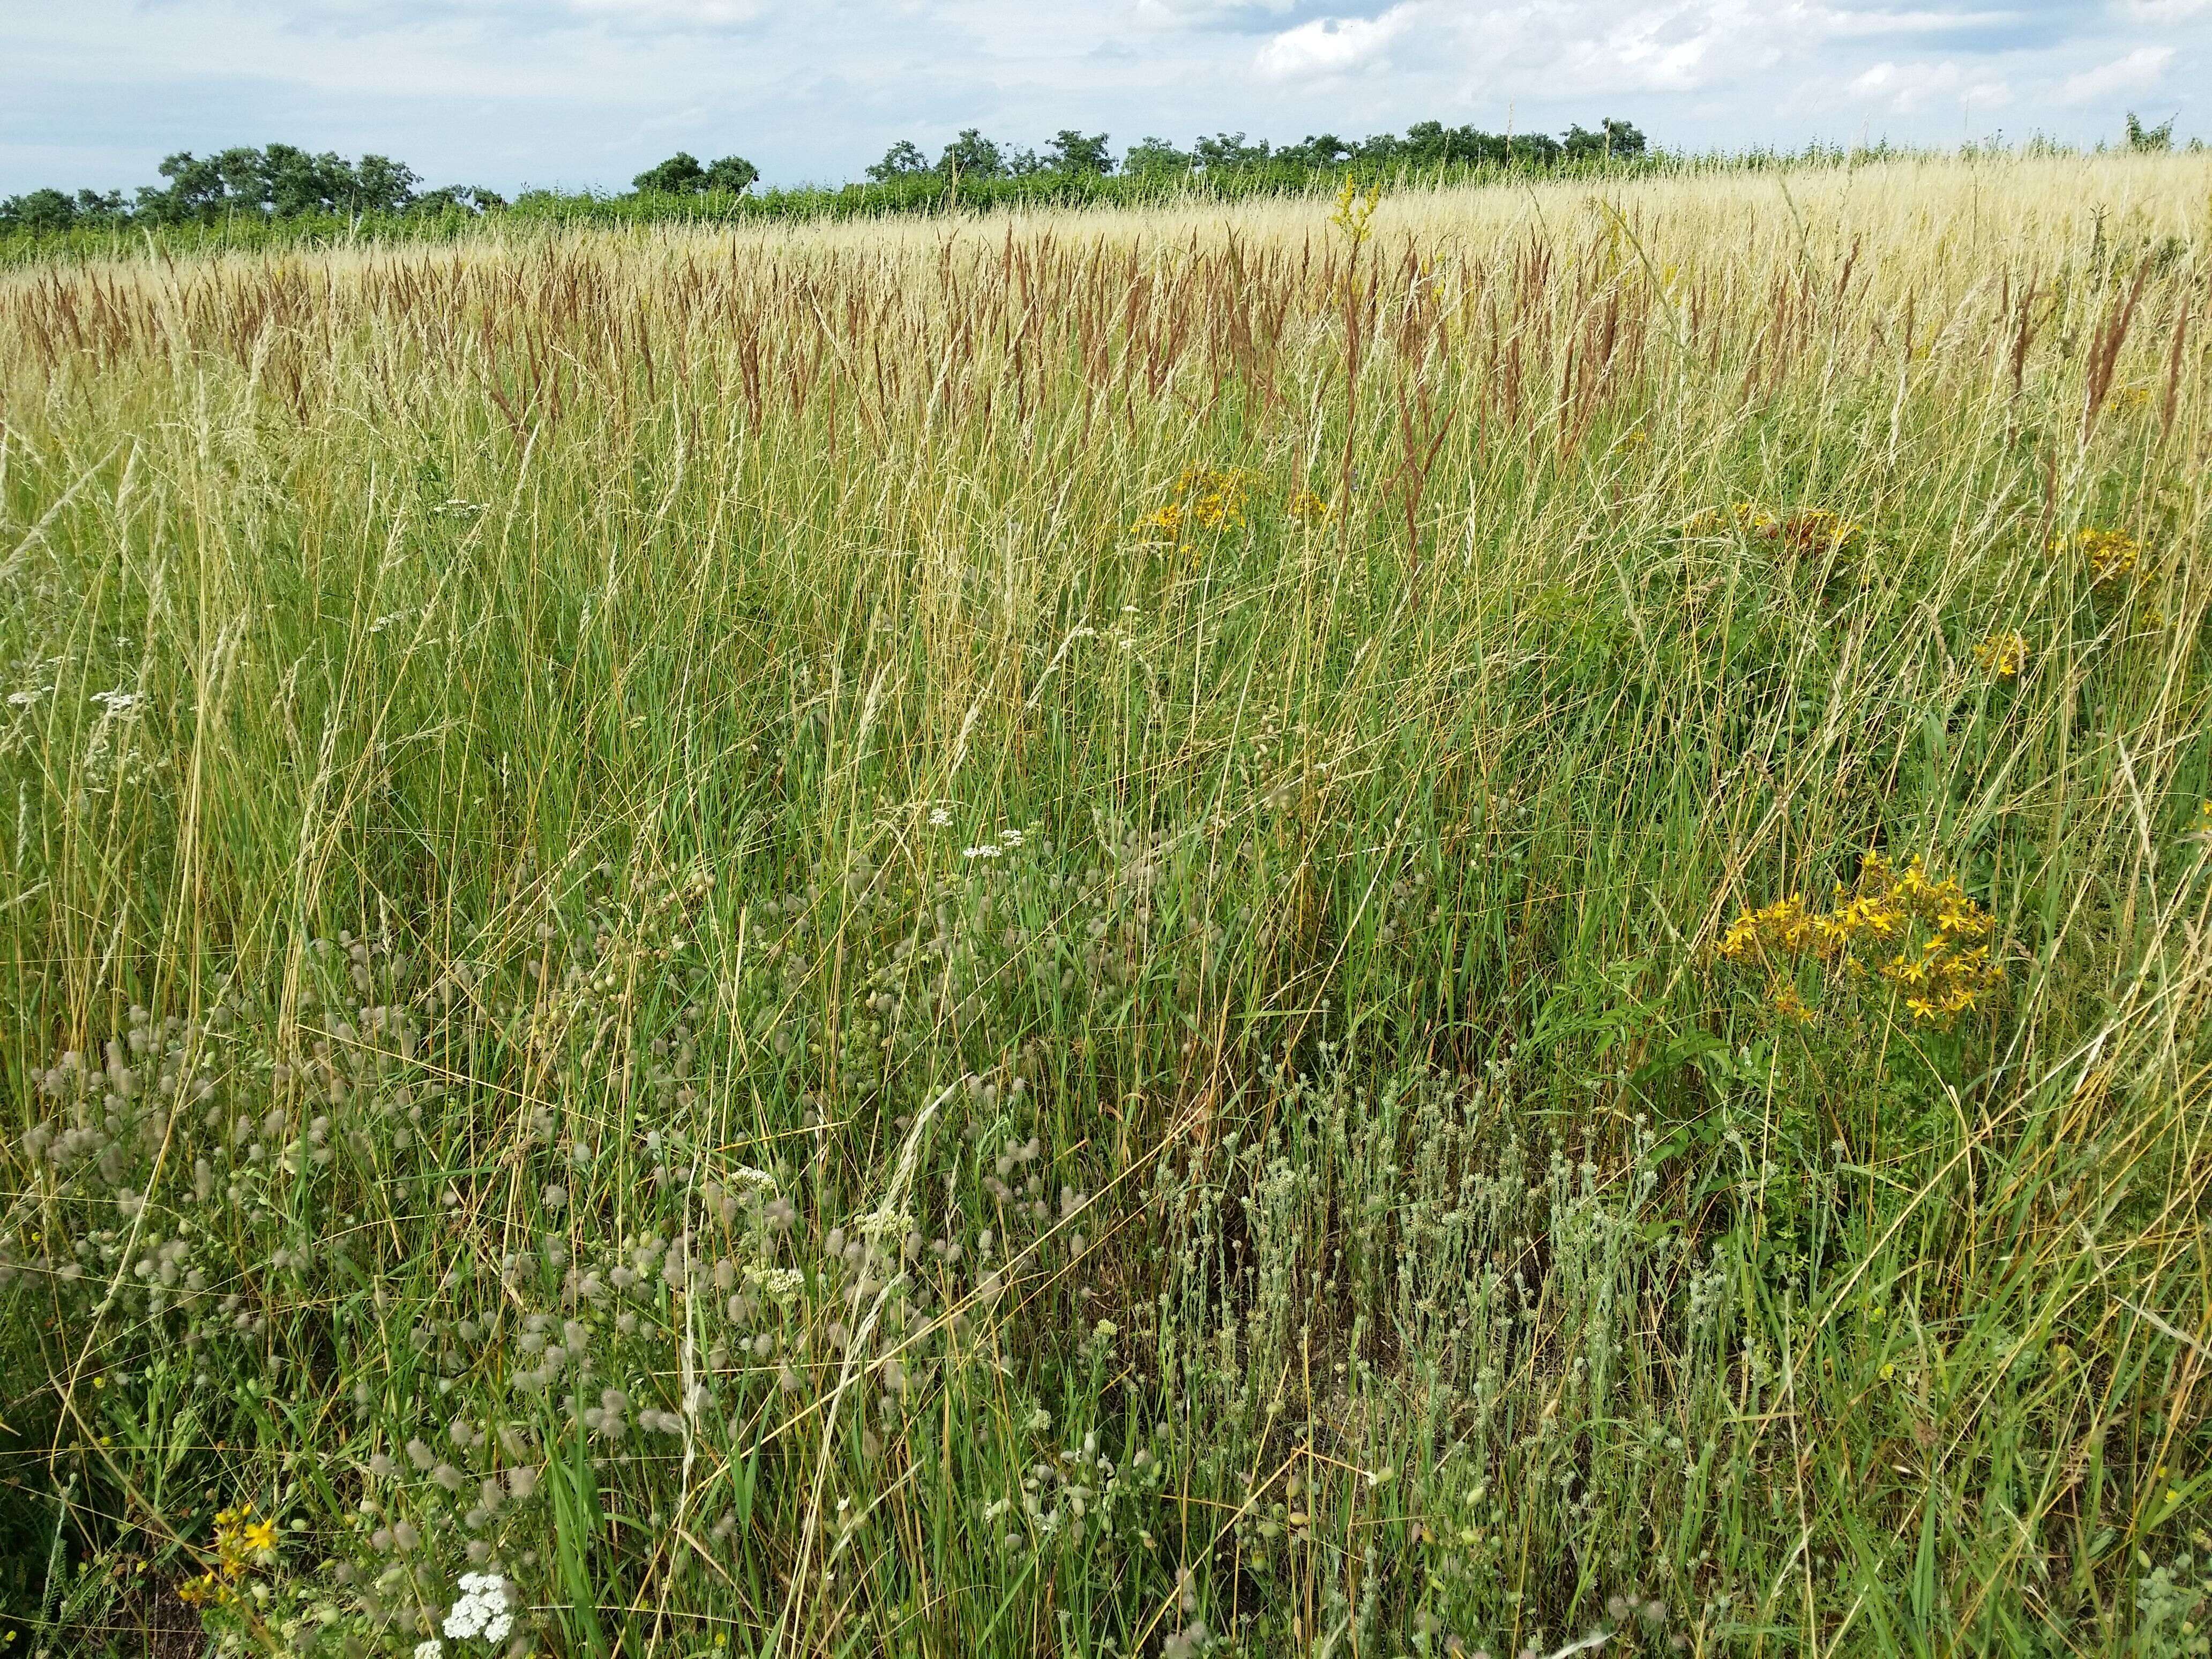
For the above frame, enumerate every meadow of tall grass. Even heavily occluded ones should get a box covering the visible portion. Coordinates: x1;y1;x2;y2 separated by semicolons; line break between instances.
1;151;2208;1658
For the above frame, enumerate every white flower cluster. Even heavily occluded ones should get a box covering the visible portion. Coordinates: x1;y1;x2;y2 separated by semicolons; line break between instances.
961;828;1027;857
851;1205;909;1237
441;1571;514;1642
743;1262;805;1301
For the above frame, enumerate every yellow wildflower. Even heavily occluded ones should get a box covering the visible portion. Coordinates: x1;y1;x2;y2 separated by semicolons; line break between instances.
1135;468;1250;541
1720;850;2002;1028
1972;631;2027;679
2051;527;2139;584
1776;508;1863;553
1328;176;1380;248
1769;980;1817;1024
1130;502;1186;542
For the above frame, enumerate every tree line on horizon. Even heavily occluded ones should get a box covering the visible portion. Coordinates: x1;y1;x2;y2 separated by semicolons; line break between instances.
1;113;2193;238
858;119;1646;186
0;145;508;234
1;118;1648;234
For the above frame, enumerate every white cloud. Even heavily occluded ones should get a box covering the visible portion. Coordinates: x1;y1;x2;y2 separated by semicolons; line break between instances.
1257;0;1818;99
1255;7;1414;80
1850;57;2012;110
567;0;764;24
1132;0;1298;22
1820;7;2026;36
2117;0;2209;19
1567;2;1783;92
2058;44;2174;102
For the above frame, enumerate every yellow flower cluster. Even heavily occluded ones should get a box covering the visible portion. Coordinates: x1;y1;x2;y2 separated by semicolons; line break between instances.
1129;503;1187;541
1775;507;1864;553
1328;176;1381;248
1768;981;1818;1025
177;1501;278;1606
1973;630;2028;678
2052;527;2140;584
1288;488;1334;523
1680;504;1863;551
1131;467;1251;542
1721;851;2003;1026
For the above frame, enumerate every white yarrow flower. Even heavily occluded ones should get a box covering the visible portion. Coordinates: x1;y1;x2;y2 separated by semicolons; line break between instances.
415;1642;444;1659
743;1263;805;1301
442;1572;511;1641
962;844;1001;860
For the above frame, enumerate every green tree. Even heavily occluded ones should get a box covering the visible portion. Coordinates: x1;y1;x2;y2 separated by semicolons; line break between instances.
633;151;754;195
212;146;273;208
1279;133;1356;168
1192;132;1270;171
1047;130;1114;175
938;129;1005;180
1122;137;1192;176
134;151;247;222
354;154;424;213
72;189;130;223
1397;122;1510;166
122;145;421;221
1564;118;1645;159
866;140;931;182
634;152;708;193
0;188;78;231
701;154;759;193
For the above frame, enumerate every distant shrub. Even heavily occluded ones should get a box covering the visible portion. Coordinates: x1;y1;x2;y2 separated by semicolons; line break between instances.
2127;113;2175;153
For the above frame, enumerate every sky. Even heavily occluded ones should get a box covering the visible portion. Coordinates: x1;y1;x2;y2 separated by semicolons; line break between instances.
2;0;2203;198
